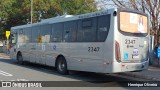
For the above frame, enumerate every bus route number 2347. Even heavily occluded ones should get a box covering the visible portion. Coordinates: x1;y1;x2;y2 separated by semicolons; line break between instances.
125;39;136;44
88;47;100;52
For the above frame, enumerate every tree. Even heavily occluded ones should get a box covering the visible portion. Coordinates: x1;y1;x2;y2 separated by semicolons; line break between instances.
0;0;16;39
0;0;97;40
112;0;160;45
58;0;96;15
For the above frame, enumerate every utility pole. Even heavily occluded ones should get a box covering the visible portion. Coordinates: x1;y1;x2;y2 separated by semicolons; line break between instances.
31;0;33;24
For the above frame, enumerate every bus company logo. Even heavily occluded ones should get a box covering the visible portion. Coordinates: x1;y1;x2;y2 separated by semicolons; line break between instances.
53;45;56;50
2;82;11;87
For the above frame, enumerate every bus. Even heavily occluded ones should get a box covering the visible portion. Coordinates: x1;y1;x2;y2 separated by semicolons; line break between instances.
9;8;149;74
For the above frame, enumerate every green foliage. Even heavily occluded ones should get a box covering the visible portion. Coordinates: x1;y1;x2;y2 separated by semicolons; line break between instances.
0;0;97;40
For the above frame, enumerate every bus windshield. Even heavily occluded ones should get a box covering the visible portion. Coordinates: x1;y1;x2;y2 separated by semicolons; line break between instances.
119;12;148;33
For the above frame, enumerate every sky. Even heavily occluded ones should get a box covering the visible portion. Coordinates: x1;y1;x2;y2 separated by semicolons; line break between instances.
95;0;117;10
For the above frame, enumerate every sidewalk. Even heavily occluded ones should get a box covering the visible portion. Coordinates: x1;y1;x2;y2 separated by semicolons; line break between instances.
121;66;160;81
0;53;10;59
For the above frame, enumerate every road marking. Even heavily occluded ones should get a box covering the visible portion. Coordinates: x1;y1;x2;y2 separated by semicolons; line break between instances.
0;70;13;76
1;79;28;81
17;79;28;81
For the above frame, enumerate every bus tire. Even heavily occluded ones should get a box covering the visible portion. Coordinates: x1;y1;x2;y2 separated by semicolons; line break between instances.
17;53;23;65
56;57;68;75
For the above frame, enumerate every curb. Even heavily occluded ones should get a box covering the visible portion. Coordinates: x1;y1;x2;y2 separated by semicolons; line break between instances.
119;72;160;81
0;53;10;59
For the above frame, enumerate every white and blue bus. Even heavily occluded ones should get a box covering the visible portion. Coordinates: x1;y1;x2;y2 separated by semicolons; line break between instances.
9;8;149;74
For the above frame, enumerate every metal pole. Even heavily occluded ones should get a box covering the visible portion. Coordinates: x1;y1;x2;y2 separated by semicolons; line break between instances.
31;0;33;24
6;37;9;54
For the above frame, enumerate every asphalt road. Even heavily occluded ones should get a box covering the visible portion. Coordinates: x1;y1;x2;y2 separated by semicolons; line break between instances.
0;56;159;90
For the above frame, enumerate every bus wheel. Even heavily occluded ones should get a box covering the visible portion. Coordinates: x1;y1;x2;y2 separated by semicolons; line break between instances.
56;57;68;75
17;53;23;65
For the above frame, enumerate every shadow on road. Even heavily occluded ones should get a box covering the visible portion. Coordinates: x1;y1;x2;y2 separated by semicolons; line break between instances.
0;58;140;87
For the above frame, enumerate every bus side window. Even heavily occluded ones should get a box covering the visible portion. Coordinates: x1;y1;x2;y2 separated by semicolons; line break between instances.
52;23;63;42
97;14;111;42
77;17;97;42
18;29;25;43
63;20;77;42
40;24;51;43
11;34;16;44
31;26;40;43
24;27;31;43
